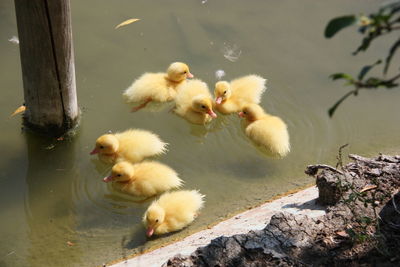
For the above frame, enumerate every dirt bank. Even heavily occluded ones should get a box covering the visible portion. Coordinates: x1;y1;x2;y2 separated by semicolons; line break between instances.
164;154;400;267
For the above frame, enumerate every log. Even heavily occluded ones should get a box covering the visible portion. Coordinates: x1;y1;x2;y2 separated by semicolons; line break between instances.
14;0;78;136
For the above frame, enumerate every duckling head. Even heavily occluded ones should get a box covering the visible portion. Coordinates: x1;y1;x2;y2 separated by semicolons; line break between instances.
214;81;232;104
103;161;134;183
192;95;217;118
144;204;165;237
239;103;265;122
90;134;119;155
167;62;194;82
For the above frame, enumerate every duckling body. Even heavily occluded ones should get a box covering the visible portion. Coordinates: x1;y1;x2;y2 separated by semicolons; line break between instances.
240;104;290;158
215;75;266;114
103;161;182;197
174;79;217;125
143;190;205;236
90;129;168;164
123;62;193;111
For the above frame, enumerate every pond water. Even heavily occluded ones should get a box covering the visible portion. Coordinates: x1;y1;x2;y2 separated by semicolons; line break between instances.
1;0;399;266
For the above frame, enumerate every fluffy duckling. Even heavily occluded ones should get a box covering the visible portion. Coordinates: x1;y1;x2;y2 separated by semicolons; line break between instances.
143;190;205;237
214;75;266;114
103;161;183;197
174;79;217;125
90;129;168;164
123;62;194;111
239;104;290;158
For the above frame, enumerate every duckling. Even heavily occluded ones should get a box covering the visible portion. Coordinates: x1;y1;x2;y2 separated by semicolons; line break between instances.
143;190;205;237
90;129;168;164
239;104;290;158
123;62;194;112
103;161;183;197
174;79;217;125
214;75;267;114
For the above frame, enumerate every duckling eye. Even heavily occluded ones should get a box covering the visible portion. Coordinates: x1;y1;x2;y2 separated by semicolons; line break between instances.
117;174;122;177
100;145;104;149
201;105;206;109
223;91;227;94
183;71;187;74
155;219;159;222
243;111;247;114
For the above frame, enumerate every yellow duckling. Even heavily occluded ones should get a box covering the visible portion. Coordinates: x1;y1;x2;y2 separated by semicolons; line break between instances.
214;75;267;114
103;161;183;197
239;104;290;158
174;79;217;125
123;62;194;112
90;129;168;164
143;190;205;237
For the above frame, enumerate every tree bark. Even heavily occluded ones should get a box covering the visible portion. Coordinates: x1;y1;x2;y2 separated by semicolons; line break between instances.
14;0;78;137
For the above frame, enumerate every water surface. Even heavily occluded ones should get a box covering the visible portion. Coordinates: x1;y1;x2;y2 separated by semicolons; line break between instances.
1;0;399;266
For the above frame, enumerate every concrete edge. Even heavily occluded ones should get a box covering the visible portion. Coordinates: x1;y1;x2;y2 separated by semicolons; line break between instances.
109;185;325;267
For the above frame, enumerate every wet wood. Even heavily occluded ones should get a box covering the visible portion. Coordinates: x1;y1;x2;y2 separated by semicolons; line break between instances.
14;0;78;136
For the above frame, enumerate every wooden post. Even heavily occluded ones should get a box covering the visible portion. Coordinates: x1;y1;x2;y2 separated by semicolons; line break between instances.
14;0;79;137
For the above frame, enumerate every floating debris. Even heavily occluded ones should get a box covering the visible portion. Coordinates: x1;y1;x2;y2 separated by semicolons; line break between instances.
8;36;19;45
45;144;55;150
201;0;208;4
115;18;140;29
222;43;242;62
10;105;26;117
67;241;75;246
4;251;15;257
215;69;226;80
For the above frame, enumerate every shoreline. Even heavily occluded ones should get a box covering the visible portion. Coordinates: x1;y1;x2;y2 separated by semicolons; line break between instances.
109;185;325;267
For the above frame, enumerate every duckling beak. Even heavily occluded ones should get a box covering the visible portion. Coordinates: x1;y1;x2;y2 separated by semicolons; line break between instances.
103;175;114;183
186;72;194;79
146;227;155;237
207;109;217;118
238;111;245;118
90;148;99;155
215;97;223;105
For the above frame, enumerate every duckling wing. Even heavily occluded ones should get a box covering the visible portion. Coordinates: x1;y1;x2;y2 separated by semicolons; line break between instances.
116;129;168;163
230;75;267;104
123;73;171;103
245;118;290;158
134;161;182;195
160;190;205;221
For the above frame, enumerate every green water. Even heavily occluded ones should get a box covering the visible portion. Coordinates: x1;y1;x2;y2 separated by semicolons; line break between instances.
1;0;399;266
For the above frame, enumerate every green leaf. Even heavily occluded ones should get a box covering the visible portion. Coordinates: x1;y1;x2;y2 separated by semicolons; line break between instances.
358;60;382;80
384;38;400;74
360;216;373;224
346;228;356;238
353;35;374;55
328;90;357;117
358;234;368;242
330;73;354;82
381;1;400;13
325;15;357;38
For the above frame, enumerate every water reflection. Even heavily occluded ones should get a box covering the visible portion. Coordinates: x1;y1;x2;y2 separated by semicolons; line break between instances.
24;132;82;266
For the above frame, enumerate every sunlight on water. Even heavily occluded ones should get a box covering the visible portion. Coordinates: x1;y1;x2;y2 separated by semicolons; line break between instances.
0;0;399;266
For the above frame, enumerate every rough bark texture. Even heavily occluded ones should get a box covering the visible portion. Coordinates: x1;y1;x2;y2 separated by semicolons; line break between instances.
164;154;400;267
14;0;79;137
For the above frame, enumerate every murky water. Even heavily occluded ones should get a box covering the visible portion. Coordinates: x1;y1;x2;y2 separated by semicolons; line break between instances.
1;0;399;266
